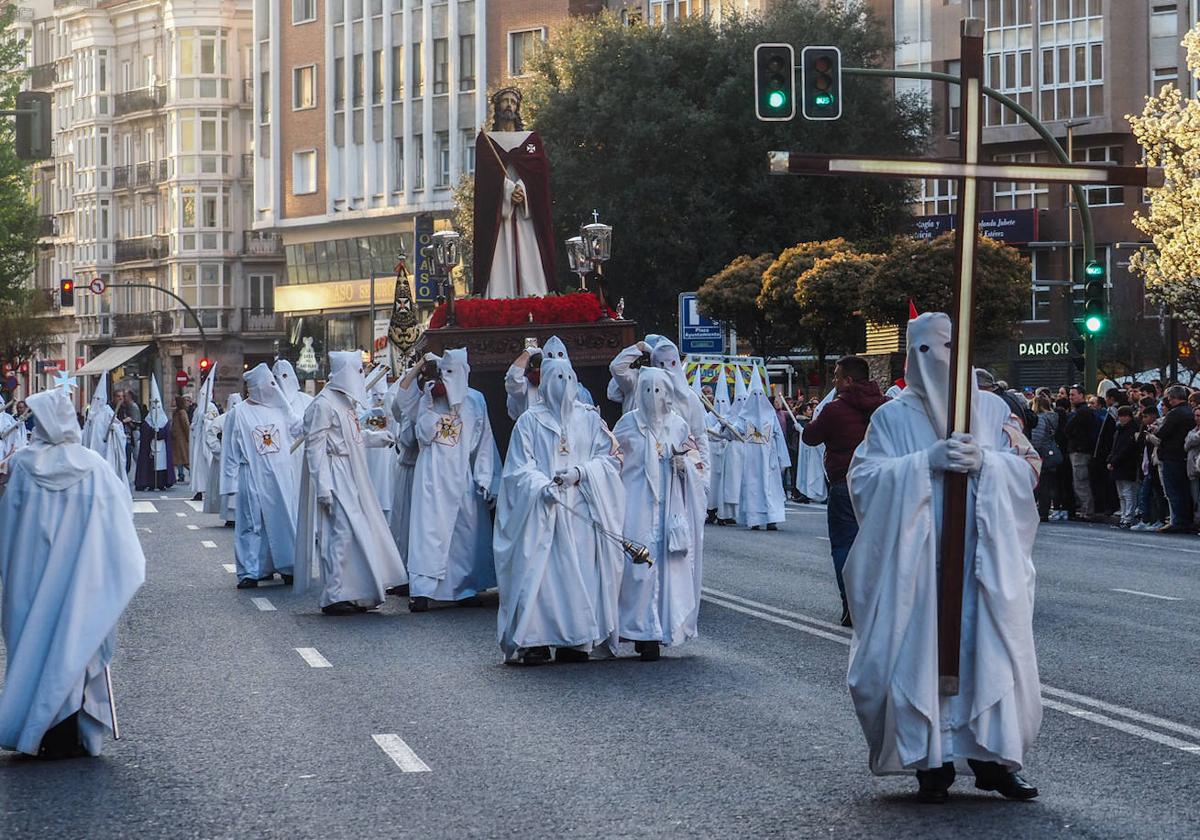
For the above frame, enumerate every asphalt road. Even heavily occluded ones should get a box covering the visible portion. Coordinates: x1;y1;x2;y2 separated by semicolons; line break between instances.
2;485;1198;839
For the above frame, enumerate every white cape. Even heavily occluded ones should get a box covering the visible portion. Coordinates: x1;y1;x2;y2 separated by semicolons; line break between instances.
494;405;625;660
795;389;836;502
0;442;145;755
844;391;1042;774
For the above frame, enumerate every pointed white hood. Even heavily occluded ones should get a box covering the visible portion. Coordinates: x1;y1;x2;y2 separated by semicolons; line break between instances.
537;358;578;432
89;371;110;416
731;365;748;417
438;348;471;408
244;363;290;411
541;335;571;363
904;312;954;436
20;387;95;490
273;358;301;398
740;364;776;431
650;338;692;410
713;365;731;415
327;351;368;406
225;393;243;413
690;364;704;397
146;376;168;430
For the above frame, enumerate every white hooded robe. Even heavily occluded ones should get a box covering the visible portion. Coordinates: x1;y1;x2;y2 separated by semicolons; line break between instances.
0;388;145;756
734;367;789;528
188;364;218;497
718;367;748;521
795;389;836;503
80;372;130;492
844;312;1042;775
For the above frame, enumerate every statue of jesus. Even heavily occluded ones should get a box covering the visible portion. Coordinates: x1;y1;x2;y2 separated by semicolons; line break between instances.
472;88;557;299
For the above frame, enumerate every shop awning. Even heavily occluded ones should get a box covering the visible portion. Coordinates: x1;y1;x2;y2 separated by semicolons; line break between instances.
73;344;150;377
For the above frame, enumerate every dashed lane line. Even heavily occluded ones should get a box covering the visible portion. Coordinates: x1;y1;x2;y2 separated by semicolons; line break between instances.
201;540;218;548
176;511;187;517
250;597;276;612
222;564;236;574
295;648;333;668
131;501;158;514
372;734;431;772
187;525;200;530
1111;588;1183;602
701;588;1200;757
185;500;205;512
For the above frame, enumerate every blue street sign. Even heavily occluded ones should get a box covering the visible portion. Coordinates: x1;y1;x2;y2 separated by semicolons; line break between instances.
678;292;725;355
413;214;437;304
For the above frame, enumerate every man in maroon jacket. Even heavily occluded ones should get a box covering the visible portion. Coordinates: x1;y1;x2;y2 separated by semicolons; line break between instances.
801;356;888;626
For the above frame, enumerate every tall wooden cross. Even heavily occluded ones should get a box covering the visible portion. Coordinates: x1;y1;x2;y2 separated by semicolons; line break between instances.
772;19;1163;696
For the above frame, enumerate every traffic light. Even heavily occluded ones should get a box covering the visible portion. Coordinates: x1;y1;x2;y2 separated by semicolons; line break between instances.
14;91;52;161
1070;336;1086;372
198;357;212;375
801;46;842;120
58;278;74;308
754;43;795;121
1082;260;1106;334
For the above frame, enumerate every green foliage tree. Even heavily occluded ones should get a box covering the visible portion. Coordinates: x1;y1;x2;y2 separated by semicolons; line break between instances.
0;289;54;371
0;5;39;303
523;3;928;334
759;238;854;346
450;173;475;294
696;253;795;358
860;232;1031;349
794;250;881;372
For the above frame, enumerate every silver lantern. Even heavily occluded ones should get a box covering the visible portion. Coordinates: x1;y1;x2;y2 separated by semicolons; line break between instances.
430;230;462;274
580;222;612;273
565;235;592;290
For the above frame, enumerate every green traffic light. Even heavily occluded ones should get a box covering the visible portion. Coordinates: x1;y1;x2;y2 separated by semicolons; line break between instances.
814;93;834;107
768;90;787;109
1084;260;1104;278
1085;315;1104;333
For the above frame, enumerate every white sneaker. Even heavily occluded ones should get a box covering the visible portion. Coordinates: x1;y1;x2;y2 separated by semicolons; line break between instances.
1130;522;1149;531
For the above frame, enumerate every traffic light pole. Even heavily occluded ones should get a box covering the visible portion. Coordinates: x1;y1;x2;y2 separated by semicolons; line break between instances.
842;66;1099;391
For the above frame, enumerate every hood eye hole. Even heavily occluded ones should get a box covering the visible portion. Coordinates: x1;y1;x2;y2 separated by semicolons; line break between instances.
944;342;952;349
919;344;930;353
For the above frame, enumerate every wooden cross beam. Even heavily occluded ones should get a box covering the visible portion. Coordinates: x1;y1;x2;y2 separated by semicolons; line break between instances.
772;19;1163;697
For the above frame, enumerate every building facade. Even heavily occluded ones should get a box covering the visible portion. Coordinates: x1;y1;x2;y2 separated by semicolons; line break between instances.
16;0;282;407
868;0;1200;386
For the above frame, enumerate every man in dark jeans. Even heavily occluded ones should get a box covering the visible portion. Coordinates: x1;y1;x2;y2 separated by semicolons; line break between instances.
1150;385;1194;533
801;355;887;627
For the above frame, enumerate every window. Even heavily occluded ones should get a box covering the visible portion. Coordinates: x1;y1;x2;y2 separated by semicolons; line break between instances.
391;46;403;100
248;274;275;312
913;178;957;216
1150;4;1178;39
971;0;1033;127
459;35;475;91
293;0;317;25
433;39;448;95
461;129;475;175
293;149;317;195
947;60;961;134
260;71;271;123
1038;0;1104;121
992;152;1049;210
392;137;403;191
413;134;424;191
371;49;383;104
352;53;364;107
334;57;345;110
293;65;316;110
436;131;450;187
509;29;545;77
1027;253;1050;322
1152;66;1178;95
1073;146;1124;206
411;41;423;96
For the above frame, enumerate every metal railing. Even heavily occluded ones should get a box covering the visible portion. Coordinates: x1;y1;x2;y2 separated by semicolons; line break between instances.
114;85;166;117
242;231;283;256
113;165;130;188
114;235;167;263
240;308;284;332
113;311;171;339
30;62;56;89
38;215;57;237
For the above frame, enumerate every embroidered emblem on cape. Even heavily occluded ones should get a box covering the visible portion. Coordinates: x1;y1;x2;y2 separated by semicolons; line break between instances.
254;424;281;455
435;414;462;446
525;143;537;154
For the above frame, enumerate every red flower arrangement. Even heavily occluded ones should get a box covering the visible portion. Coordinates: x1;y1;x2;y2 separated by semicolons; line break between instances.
429;292;610;329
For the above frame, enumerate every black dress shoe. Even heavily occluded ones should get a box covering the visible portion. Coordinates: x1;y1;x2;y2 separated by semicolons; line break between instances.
409;596;431;612
519;646;552;666
915;763;955;803
192;492;204;502
37;712;87;760
555;647;590;664
322;601;358;616
224;521;235;528
766;523;778;531
279;574;294;585
968;760;1039;800
236;578;257;589
634;640;661;662
705;510;718;524
386;584;410;597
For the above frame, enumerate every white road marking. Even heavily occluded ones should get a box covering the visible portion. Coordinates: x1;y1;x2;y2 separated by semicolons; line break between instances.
131;501;158;514
176;511;187;517
187;524;199;530
222;564;236;574
295;647;332;668
185;500;205;512
372;734;431;772
201;540;217;548
136;527;153;534
702;588;1200;757
250;597;275;611
1111;588;1183;602
158;495;168;499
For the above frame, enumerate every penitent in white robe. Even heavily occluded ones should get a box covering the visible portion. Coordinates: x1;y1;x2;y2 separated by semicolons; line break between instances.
220;400;300;581
0;432;145;755
613;411;705;647
81;406;129;493
363;394;397;516
388;381;420;565
204;410;234;520
844;390;1042;775
494;401;625;661
705;412;726;512
795;389;836;503
407;389;499;601
297;388;407;609
734;415;790;528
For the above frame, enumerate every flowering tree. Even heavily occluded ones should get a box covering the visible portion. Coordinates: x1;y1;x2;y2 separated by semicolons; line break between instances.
1127;24;1200;335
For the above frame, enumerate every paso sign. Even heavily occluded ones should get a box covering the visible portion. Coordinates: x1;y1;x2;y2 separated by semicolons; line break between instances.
678;292;725;355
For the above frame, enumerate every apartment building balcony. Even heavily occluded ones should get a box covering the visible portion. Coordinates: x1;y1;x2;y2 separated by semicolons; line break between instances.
78;314;114;341
30;62;56;90
38;215;57;237
240;308;284;333
240;153;254;179
113;311;172;340
114;235;167;263
173;308;232;333
113;165;130;188
242;231;283;258
53;0;97;7
114;86;166;118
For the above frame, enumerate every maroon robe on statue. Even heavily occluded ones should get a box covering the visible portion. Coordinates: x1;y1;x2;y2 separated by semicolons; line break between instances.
472;130;557;297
